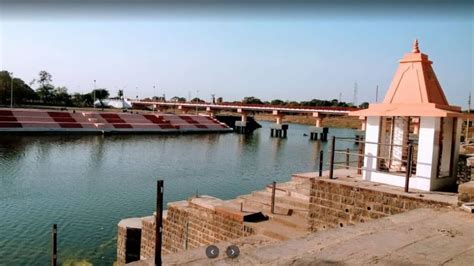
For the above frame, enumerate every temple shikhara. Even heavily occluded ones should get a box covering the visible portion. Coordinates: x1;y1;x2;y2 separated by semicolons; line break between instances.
350;40;467;191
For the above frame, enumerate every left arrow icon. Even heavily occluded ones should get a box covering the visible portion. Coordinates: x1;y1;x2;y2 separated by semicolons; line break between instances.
206;245;219;259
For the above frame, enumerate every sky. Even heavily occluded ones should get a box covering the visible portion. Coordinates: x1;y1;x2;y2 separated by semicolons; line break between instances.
0;1;473;107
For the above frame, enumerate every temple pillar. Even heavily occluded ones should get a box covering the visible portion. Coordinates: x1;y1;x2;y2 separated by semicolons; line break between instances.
355;116;366;144
391;116;410;172
412;117;420;135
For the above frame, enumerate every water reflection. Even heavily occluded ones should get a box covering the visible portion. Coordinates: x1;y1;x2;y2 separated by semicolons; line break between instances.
0;122;357;265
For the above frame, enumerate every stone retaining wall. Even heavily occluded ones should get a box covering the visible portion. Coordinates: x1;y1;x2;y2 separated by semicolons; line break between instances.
117;218;143;265
308;177;452;231
119;197;254;263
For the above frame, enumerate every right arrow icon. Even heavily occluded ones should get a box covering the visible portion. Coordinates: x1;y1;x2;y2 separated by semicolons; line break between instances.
226;245;240;258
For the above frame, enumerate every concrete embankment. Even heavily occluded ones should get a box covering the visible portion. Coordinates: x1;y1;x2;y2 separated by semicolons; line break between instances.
117;170;473;265
0;108;231;134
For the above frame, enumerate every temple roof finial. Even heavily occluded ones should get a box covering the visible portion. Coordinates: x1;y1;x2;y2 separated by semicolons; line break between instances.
412;39;420;53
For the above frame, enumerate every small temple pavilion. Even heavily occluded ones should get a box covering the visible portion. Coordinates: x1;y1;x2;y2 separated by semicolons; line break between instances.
350;40;467;191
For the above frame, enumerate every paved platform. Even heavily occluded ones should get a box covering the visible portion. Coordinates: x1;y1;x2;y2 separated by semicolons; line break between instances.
135;208;473;265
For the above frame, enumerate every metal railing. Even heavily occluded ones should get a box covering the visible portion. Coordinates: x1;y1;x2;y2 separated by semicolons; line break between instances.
327;136;416;193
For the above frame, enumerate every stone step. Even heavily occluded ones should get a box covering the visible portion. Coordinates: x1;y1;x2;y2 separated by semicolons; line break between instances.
251;190;310;210
238;194;297;217
269;214;309;231
239;193;309;219
246;220;308;241
291;174;316;184
264;184;310;201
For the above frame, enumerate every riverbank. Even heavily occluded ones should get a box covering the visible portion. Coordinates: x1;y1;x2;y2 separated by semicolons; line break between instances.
118;169;469;265
254;113;361;129
215;111;361;129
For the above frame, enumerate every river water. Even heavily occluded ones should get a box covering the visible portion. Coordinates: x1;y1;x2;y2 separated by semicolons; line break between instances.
0;121;357;265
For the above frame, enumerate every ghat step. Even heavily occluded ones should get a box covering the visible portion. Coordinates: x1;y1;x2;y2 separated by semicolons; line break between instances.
246;219;308;241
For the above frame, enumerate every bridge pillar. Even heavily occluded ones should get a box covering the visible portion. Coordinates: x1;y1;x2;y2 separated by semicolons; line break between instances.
309;112;329;141
271;110;288;138
235;108;249;134
206;107;216;118
178;105;190;114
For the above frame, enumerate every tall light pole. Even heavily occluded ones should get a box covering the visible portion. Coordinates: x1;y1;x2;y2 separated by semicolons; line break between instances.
9;72;13;108
153;85;156;112
93;80;96;109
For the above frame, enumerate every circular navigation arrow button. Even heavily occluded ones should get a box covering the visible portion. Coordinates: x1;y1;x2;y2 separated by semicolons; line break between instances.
226;245;240;258
206;245;220;259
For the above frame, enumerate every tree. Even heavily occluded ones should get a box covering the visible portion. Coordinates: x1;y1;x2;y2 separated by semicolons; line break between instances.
92;88;110;108
53;86;72;106
72;93;93;107
359;102;369;109
242;96;263;104
270;99;285;106
36;84;54;104
191;97;205;103
38;70;52;87
170;96;186;103
0;71;38;105
36;71;54;104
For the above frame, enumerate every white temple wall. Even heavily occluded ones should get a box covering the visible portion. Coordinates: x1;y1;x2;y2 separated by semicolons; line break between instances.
363;116;381;181
415;117;439;190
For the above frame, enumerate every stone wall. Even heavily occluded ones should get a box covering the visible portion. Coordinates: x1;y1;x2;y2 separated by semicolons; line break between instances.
458;181;474;206
117;218;143;265
135;197;254;261
307;177;452;232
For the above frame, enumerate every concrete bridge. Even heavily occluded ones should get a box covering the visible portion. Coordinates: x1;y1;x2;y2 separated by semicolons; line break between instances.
132;100;361;140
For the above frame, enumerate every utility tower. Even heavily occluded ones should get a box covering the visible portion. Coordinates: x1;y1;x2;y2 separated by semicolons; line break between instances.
375;85;379;102
353;82;358;106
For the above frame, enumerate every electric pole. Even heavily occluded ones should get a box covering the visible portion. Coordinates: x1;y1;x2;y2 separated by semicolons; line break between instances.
9;72;13;108
93;80;96;109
